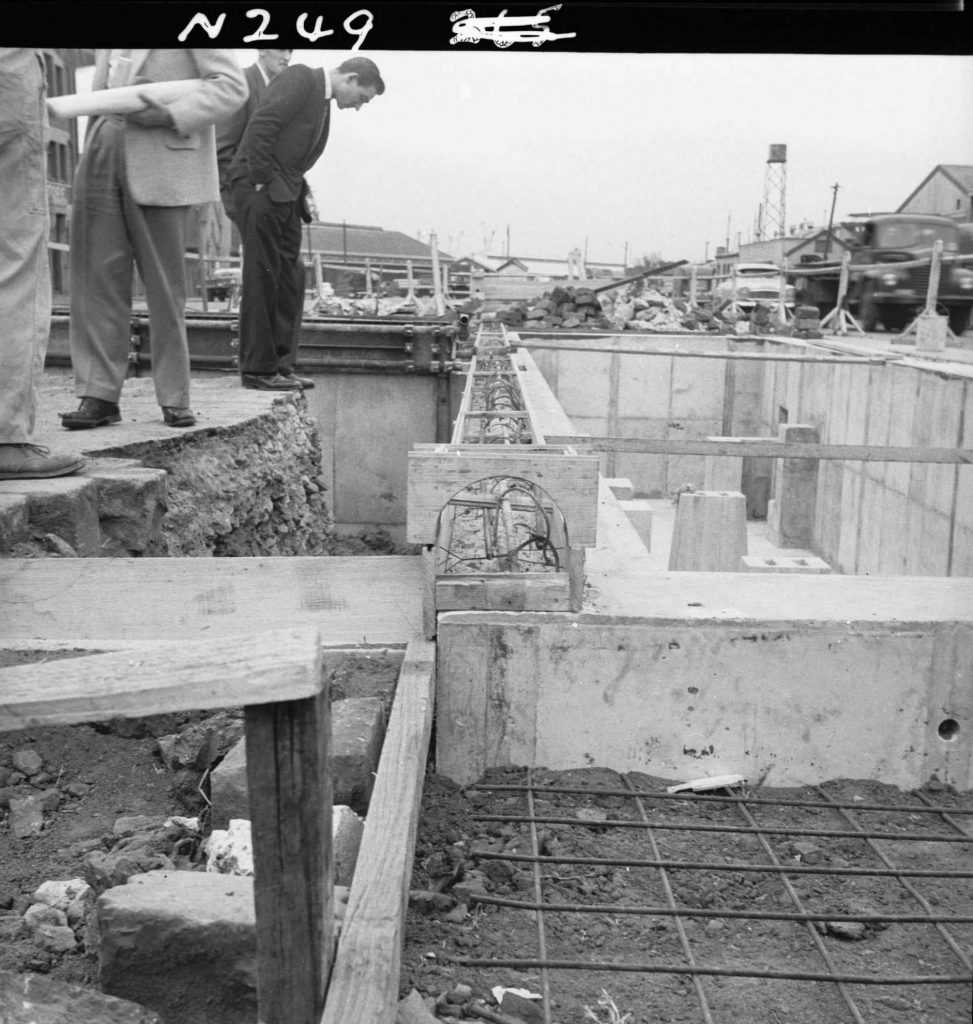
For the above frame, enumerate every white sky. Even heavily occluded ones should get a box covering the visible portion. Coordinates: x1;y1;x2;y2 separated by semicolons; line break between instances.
80;49;973;265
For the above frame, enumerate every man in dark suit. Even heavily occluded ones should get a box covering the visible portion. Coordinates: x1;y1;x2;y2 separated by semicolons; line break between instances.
228;56;385;391
216;49;292;221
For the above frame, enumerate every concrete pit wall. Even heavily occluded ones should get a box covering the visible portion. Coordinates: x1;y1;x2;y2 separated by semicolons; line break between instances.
435;487;973;792
760;355;973;576
526;335;766;498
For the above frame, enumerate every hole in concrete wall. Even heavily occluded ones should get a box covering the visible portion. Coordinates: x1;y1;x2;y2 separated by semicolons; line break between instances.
938;718;960;741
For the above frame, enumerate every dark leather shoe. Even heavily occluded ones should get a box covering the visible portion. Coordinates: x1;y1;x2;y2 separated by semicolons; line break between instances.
162;407;196;427
60;397;121;430
241;373;303;391
281;373;315;389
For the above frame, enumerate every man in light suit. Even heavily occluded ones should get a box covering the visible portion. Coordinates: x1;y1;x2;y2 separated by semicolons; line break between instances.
61;49;246;429
228;56;384;391
216;49;292;222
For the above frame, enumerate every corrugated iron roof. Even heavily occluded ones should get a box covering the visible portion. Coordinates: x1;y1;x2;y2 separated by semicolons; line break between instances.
304;222;452;262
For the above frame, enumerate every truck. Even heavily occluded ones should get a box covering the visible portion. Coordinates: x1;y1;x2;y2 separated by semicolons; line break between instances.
791;213;973;334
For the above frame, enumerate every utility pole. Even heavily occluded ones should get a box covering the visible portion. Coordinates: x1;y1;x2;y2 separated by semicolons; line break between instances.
824;182;839;260
725;212;731;253
505;224;510;258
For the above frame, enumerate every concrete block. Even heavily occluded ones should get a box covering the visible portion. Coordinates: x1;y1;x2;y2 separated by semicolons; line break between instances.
767;424;819;549
668;490;747;572
0;493;29;552
209;697;386;826
618;499;652;552
0;968;163;1024
96;870;349;1024
740;555;832;573
332;697;386;815
603;477;634;501
0;476;101;556
915;313;947;352
87;464;168;556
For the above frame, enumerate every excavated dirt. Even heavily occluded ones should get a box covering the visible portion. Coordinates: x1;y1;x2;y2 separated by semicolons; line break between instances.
401;767;973;1024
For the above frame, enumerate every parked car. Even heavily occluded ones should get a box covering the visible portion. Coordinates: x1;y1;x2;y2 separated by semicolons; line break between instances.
713;263;795;313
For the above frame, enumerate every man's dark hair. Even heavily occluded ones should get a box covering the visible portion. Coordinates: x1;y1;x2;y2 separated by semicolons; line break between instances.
337;56;386;95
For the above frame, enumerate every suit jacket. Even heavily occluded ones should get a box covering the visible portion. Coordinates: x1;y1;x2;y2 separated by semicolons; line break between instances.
90;48;246;207
215;62;267;194
228;64;330;216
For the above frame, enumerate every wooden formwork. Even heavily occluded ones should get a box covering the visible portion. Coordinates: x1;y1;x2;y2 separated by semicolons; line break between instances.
407;334;600;635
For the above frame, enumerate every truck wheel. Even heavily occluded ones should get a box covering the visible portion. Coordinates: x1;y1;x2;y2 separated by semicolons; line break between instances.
947;306;971;336
882;308;909;332
858;290;879;332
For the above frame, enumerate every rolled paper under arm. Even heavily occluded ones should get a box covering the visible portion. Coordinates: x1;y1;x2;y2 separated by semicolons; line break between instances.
46;80;200;119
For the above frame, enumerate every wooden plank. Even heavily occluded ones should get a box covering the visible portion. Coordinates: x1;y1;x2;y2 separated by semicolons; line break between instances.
436;575;571;612
0;627;322;731
545;435;973;464
407;450;600;545
246;688;332;1024
321;639;436;1024
0;556;423;645
519;340;885;364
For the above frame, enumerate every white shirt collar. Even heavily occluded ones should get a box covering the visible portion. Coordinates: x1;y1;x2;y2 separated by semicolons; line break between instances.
256;62;271;87
323;67;333;101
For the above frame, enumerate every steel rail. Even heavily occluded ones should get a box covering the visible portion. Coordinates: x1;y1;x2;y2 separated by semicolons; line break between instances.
470;849;973;879
472;812;973;844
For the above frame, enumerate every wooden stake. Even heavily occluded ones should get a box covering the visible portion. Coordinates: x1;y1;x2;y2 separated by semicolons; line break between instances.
246;689;332;1024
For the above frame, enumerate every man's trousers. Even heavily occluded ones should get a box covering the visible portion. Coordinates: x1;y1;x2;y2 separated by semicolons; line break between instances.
232;180;305;376
0;49;50;443
69;118;192;408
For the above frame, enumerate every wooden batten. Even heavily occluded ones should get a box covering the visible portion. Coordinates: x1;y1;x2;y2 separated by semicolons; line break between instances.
0;627;323;731
321;639;436;1024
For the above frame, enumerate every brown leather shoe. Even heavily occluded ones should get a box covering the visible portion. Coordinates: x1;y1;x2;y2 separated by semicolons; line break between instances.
281;373;315;389
60;397;121;430
0;443;86;480
162;407;196;427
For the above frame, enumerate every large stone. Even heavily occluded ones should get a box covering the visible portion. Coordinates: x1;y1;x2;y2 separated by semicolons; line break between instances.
0;969;163;1024
332;697;385;815
208;737;250;830
97;871;258;1024
210;697;386;825
97;870;347;1024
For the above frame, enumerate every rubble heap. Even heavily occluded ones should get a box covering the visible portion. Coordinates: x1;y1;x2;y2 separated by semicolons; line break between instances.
494;285;728;333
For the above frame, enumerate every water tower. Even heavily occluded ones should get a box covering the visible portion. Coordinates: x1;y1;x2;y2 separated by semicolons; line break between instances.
759;143;787;240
